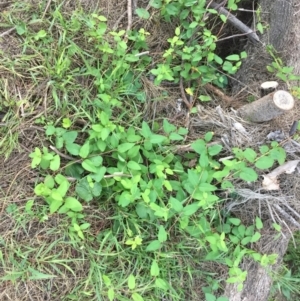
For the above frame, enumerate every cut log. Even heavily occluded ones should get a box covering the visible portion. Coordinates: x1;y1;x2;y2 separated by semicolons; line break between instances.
260;81;279;97
238;90;294;122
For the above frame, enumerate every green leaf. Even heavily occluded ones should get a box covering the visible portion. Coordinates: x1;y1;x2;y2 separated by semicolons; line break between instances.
214;54;223;65
259;145;269;154
177;127;188;135
62;131;77;144
136;8;150;19
241;236;251;245
127;134;142;142
49;199;63;213
132;292;144;301
62;118;72;129
118;142;135;153
169;132;183;141
199;95;212;102
182;203;199;216
141;121;152;138
208;144;222;156
76;178;93;201
28;267;56;280
158;225;167;242
220;14;227;23
250;231;261;243
255;156;274;169
127;161;142;170
149;134;166;144
107;288;114;301
238;225;246;237
51;190;63;201
66;143;81;156
79;143;90;158
44;175;55;189
90;166;106;182
229;234;240;244
128;274;136;290
56;180;70;197
205;132;213;142
55;174;68;184
198;183;217;192
101;128;110;140
150;0;162;9
245;225;254;236
146;240;161;252
82;159;98;173
243;148;257;163
255;217;263;230
169;197;183;212
240;51;247;59
45;125;56;136
30;147;42;168
35;29;47;40
226;54;240;61
100;111;109;126
269;147;286;165
257;22;264;34
89;156;103;167
65;197;83;212
150;260;160;276
80;223;91;230
103;275;112;286
239;167;258;182
205;293;216;301
191;139;206;154
155;278;169;291
200;153;209;167
228;218;241;226
127;145;140;158
273;223;281;232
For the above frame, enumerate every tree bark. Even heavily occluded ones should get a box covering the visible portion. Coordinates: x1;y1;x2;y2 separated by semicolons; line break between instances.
224;0;300;300
224;232;291;301
231;0;298;95
237;90;294;122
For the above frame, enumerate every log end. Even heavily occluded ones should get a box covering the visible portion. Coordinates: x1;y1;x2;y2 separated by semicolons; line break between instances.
260;81;279;97
273;90;294;111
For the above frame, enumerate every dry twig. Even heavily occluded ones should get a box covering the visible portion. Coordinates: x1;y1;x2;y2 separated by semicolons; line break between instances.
49;145;75;161
42;0;52;19
126;0;133;34
205;83;235;105
179;77;192;109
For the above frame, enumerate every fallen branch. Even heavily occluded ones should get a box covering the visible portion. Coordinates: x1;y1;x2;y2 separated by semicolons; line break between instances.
205;83;234;105
209;1;260;44
49;145;76;161
126;0;133;34
179;77;192;109
262;160;300;190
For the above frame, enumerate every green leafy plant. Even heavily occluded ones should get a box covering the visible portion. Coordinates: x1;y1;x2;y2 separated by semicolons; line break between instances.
266;45;300;98
30;110;286;291
5;1;294;299
149;0;247;94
